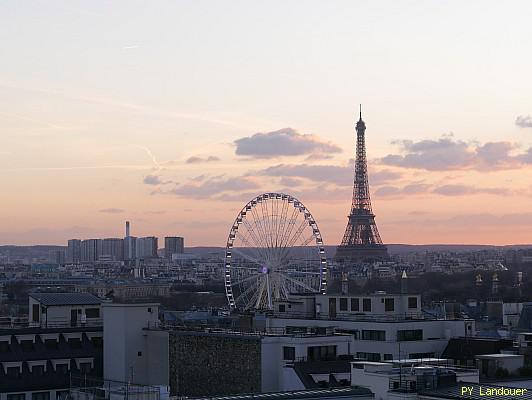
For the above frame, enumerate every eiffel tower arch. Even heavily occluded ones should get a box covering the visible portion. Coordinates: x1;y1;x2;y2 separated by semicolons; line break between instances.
334;106;388;263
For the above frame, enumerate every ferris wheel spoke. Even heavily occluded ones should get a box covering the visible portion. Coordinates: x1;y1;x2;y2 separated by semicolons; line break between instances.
276;199;290;247
279;207;301;249
266;274;272;309
231;273;261;287
241;215;268;253
286;217;310;249
277;207;297;248
273;198;281;247
254;277;267;309
259;199;273;249
279;273;318;293
301;234;317;247
235;277;261;305
235;230;268;262
240;215;268;252
250;206;270;250
231;246;264;266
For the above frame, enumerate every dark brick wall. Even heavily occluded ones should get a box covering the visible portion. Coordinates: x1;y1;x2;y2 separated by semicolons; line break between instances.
169;331;261;396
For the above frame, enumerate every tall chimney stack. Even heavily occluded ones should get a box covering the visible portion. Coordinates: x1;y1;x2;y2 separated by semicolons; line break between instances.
126;221;130;237
341;272;348;295
400;270;408;294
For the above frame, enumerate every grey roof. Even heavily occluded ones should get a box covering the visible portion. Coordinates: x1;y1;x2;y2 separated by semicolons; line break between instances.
30;293;101;306
189;387;373;399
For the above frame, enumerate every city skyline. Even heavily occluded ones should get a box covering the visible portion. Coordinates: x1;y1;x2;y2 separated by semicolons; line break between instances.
2;1;532;246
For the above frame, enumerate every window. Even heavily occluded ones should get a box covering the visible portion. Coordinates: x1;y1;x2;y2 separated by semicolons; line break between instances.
44;339;58;349
384;298;395;312
409;352;434;359
286;326;307;334
7;395;25;400
137;351;142;357
384;354;393;360
7;366;20;378
307;345;337;361
361;330;386;341
0;341;10;352
363;298;371;312
32;304;40;322
68;338;82;348
85;308;100;318
79;362;92;374
56;363;69;374
278;304;286;312
397;329;423;342
356;352;381;361
32;365;45;376
408;297;418;309
350;298;359;311
337;329;359;340
91;337;103;348
32;393;50;400
339;298;348;311
56;391;69;400
20;340;34;352
283;346;295;360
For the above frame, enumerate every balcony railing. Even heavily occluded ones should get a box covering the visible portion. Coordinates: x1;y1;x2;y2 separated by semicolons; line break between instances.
270;310;446;322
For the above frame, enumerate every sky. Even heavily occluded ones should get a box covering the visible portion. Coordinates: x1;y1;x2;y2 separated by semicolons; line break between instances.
1;0;532;246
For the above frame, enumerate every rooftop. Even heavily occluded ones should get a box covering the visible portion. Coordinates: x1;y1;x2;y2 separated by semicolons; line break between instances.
30;292;101;306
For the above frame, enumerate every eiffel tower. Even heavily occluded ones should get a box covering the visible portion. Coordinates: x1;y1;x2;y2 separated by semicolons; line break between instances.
334;106;388;263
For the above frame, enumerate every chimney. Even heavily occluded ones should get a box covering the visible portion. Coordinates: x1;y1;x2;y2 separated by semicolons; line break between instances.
341;272;348;295
126;221;130;237
400;270;408;294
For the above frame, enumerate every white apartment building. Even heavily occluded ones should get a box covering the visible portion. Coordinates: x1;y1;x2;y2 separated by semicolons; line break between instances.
261;292;475;362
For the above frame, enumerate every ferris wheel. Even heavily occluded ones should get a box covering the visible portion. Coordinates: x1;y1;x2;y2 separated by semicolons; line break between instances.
225;192;327;311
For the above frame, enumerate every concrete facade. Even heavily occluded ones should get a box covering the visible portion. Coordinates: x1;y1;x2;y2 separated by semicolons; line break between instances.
102;303;168;387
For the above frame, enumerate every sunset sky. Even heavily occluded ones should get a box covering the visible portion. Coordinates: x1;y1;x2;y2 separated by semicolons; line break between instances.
1;0;532;246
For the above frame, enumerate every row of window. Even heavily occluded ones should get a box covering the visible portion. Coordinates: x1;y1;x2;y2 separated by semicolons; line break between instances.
0;337;102;353
336;297;418;312
7;391;69;400
355;351;435;362
338;298;372;312
3;362;92;378
335;329;424;342
282;345;337;361
32;306;100;322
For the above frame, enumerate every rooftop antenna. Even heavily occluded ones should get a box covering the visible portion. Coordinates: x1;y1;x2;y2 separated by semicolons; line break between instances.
359;104;362;120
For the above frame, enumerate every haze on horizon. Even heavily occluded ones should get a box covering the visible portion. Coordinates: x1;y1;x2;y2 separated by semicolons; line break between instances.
1;0;532;246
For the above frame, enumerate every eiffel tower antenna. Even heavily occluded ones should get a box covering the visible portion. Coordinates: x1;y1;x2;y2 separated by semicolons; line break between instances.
334;108;388;263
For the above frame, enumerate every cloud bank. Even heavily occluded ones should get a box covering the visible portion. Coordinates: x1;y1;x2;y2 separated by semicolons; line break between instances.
380;136;532;171
234;128;342;158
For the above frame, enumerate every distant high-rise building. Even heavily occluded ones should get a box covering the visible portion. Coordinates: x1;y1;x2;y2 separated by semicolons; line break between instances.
136;236;158;259
48;249;65;264
124;236;137;261
101;238;124;261
164;236;184;259
81;239;101;262
124;220;136;261
67;239;82;263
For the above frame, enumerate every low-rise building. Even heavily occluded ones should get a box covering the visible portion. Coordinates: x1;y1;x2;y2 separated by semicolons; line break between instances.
29;293;102;328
